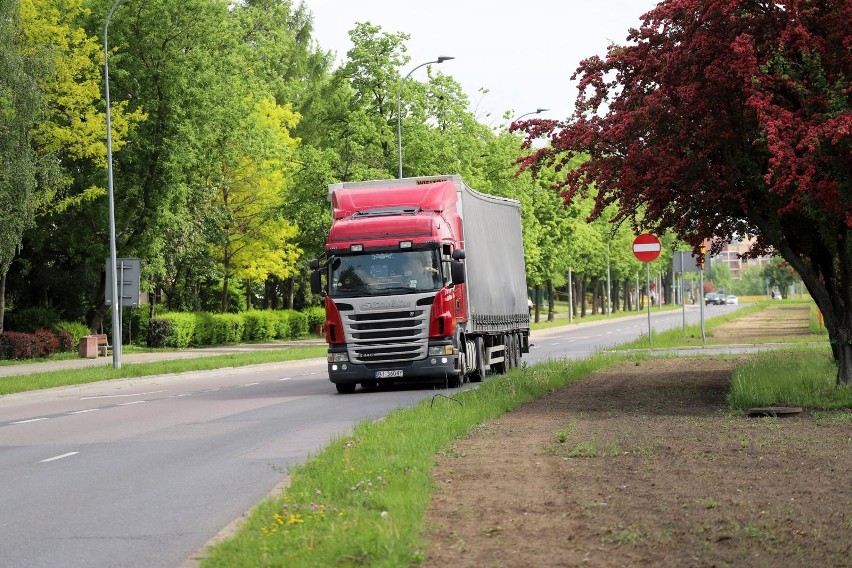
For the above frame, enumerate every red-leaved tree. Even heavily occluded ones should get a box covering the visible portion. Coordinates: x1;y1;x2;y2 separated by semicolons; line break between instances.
514;0;852;384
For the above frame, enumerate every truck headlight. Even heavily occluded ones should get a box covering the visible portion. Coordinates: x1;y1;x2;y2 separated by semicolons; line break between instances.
428;345;454;356
328;352;349;363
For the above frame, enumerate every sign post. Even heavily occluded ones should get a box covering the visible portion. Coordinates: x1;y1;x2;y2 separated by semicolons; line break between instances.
632;234;661;344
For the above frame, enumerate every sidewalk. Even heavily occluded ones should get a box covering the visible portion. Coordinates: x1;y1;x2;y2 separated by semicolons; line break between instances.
0;339;326;379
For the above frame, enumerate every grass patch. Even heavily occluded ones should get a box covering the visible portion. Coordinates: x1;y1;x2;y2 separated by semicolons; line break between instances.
0;346;327;395
728;349;852;411
199;354;626;567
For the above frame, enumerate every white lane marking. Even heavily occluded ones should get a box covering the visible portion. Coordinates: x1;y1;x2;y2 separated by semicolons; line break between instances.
118;401;146;406
68;409;99;415
241;382;260;387
81;390;165;401
277;377;291;381
41;452;79;463
12;418;48;425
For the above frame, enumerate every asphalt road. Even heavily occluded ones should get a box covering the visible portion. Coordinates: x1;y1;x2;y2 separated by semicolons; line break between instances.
0;303;743;568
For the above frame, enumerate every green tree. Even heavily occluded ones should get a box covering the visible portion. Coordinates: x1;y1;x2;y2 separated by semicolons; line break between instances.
207;98;303;311
0;0;39;331
762;257;798;299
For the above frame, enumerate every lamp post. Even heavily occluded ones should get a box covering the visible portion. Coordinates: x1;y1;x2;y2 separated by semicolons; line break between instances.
104;0;123;368
397;56;454;179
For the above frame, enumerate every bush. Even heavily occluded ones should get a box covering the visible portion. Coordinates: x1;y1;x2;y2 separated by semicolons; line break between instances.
0;331;38;359
147;318;174;348
33;329;59;358
54;321;90;347
243;310;278;342
285;309;309;338
305;306;325;331
5;307;61;333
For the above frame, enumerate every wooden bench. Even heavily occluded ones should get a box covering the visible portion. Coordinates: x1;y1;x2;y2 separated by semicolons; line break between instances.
94;334;111;357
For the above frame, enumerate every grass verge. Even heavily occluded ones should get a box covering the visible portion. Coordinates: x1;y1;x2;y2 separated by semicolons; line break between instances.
198;354;625;567
0;346;327;396
728;347;852;411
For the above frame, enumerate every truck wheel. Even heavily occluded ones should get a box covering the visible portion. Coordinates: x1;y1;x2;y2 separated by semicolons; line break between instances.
335;382;357;394
470;337;485;382
511;332;521;367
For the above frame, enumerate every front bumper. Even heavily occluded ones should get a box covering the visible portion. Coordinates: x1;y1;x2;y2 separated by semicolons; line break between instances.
327;347;459;385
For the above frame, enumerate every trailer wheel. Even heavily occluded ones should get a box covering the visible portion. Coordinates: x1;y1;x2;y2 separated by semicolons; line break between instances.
335;382;356;394
510;332;521;368
470;337;485;382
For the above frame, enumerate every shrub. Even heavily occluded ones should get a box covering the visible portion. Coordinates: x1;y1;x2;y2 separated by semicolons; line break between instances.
284;309;309;338
147;318;174;348
54;321;90;347
33;329;60;358
0;331;38;359
5;307;61;333
243;310;278;342
305;306;325;330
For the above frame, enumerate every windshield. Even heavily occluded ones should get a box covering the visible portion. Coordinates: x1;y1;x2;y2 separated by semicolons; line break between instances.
329;249;443;297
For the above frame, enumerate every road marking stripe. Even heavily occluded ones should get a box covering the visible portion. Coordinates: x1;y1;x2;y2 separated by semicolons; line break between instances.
12;418;48;425
68;409;99;415
277;377;291;381
41;452;79;463
81;390;165;400
241;382;260;387
118;401;146;406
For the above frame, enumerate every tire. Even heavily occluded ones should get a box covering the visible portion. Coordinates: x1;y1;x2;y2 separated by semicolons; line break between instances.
470;337;485;382
335;382;357;394
510;332;521;368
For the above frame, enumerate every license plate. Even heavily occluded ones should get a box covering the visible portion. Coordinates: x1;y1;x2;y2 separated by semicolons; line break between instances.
375;370;403;379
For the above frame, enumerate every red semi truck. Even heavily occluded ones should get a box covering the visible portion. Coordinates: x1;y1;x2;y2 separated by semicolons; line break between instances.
309;175;530;393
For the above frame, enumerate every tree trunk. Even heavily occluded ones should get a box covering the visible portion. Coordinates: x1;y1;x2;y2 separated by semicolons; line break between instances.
579;277;588;318
245;279;252;311
534;284;541;323
546;280;555;321
221;274;229;313
0;269;6;332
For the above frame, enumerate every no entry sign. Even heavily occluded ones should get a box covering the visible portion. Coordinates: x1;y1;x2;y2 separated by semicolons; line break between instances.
632;233;661;262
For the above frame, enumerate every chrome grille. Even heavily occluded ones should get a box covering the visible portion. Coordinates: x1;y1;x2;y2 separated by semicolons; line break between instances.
342;306;430;364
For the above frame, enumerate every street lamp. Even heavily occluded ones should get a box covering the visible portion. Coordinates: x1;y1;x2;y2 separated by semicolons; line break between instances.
397;56;454;179
104;0;123;368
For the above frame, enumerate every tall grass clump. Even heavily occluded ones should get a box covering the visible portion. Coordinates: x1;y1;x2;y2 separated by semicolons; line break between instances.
200;354;625;567
728;349;852;410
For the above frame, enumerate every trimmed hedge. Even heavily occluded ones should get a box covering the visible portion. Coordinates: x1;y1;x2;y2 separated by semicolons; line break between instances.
146;308;322;348
0;328;69;360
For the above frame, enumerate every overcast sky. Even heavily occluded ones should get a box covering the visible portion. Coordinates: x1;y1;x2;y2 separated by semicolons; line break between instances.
301;0;659;127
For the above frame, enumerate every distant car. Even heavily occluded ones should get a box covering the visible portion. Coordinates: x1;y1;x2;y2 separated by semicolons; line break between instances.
705;293;724;305
726;295;738;305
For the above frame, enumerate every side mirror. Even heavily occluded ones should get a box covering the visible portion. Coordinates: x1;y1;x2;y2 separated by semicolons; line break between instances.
452;249;465;260
450;260;465;285
310;270;323;295
308;258;319;270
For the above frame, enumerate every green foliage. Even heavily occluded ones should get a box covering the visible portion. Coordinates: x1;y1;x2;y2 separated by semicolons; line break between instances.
283;309;308;338
304;306;325;329
53;320;89;345
5;306;60;332
729;350;852;410
243;310;279;342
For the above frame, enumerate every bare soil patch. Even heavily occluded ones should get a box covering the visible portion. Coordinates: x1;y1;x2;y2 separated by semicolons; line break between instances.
422;309;850;567
711;304;812;341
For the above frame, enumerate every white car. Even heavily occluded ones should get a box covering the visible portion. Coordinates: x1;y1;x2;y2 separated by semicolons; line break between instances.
726;295;739;305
